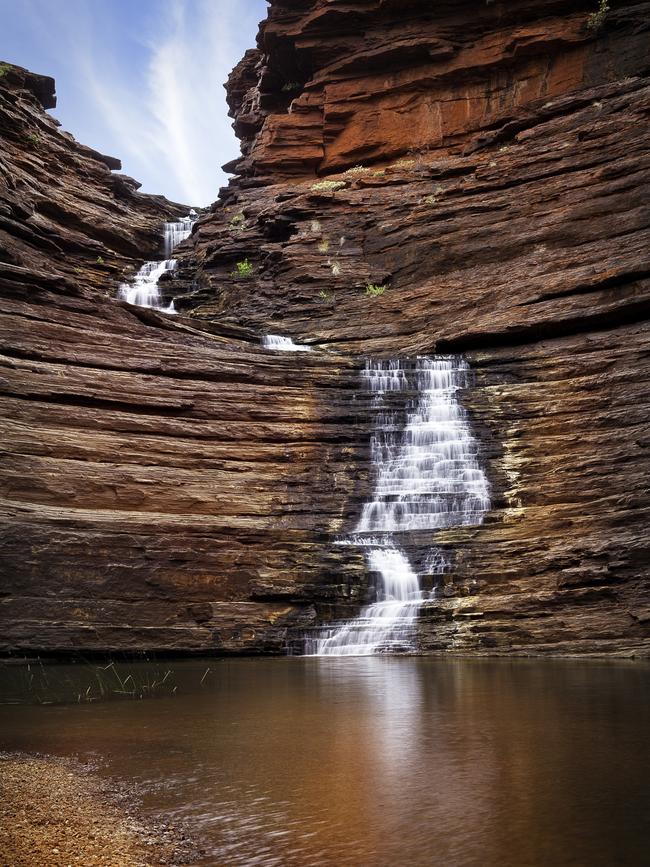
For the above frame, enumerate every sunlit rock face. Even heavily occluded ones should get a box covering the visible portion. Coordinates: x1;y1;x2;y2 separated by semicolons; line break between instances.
2;0;650;656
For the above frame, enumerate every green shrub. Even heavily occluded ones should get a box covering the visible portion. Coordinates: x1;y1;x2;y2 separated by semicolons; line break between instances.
0;63;11;78
231;258;254;278
365;283;387;297
27;132;40;145
587;0;609;29
96;256;104;265
310;180;346;193
318;289;330;300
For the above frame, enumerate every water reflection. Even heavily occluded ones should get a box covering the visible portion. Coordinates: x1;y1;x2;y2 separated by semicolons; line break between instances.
1;658;649;867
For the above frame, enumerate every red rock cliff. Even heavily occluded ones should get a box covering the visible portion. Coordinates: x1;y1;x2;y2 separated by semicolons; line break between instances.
2;0;650;656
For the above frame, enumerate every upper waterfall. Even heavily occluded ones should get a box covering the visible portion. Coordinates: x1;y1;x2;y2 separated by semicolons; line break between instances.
163;212;196;258
310;356;490;656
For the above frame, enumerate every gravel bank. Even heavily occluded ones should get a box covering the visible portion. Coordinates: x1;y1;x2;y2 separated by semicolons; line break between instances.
0;752;199;866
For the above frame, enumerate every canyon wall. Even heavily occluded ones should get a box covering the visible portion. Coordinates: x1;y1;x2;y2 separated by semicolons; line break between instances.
1;0;649;655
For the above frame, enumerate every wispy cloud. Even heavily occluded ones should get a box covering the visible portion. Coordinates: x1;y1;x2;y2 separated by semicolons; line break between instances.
0;0;268;205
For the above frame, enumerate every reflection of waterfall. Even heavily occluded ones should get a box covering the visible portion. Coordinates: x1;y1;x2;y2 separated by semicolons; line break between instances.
310;357;490;656
262;335;312;352
119;211;197;313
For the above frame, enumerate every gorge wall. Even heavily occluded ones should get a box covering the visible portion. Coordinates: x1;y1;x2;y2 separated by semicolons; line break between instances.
1;0;649;656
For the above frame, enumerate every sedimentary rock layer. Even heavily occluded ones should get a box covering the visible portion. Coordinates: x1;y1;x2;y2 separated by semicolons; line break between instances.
0;63;188;295
1;1;650;655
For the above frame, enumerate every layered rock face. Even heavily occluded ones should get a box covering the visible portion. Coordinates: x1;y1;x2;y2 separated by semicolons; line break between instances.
0;64;188;294
2;0;650;655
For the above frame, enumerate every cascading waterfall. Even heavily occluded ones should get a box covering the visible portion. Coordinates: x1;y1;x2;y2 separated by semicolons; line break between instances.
163;213;196;258
309;356;490;656
118;211;197;313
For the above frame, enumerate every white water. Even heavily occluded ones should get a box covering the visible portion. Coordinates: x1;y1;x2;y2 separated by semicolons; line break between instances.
119;259;178;313
119;212;197;313
163;212;196;258
262;335;312;352
311;357;490;656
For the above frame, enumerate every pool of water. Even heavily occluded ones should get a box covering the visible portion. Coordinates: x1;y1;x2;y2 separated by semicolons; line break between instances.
1;656;649;866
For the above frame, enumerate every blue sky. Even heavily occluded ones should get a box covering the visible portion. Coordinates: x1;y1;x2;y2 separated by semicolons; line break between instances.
0;0;268;205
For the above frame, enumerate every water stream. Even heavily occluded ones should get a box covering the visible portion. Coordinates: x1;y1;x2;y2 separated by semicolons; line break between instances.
310;357;490;656
262;334;313;352
118;211;197;313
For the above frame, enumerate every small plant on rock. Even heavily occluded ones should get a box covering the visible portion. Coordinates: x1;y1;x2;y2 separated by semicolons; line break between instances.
96;256;104;265
0;63;11;77
423;185;444;205
318;239;330;253
345;165;370;175
318;289;331;300
228;212;245;231
310;179;347;193
365;283;387;297
27;132;40;145
587;0;609;29
231;258;254;278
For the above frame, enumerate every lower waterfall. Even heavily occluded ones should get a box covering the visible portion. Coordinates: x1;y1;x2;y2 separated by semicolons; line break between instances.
308;356;490;656
119;213;196;313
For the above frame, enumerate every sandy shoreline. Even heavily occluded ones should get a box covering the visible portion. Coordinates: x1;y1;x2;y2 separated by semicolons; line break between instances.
0;752;200;866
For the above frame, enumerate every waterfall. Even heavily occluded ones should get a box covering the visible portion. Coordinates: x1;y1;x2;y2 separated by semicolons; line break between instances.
163;212;196;258
119;259;178;313
119;211;197;313
309;356;490;656
262;335;312;352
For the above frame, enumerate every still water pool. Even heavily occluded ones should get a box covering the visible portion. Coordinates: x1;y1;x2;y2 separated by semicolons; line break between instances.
1;657;649;866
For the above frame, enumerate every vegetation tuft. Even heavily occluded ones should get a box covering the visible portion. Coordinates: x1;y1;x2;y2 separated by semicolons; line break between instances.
345;165;370;175
392;158;415;170
231;258;254;278
365;283;387;297
587;0;609;29
310;180;347;193
228;212;245;231
0;658;183;705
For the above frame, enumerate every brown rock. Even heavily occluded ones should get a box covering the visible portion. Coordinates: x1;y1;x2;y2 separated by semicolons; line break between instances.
1;0;649;656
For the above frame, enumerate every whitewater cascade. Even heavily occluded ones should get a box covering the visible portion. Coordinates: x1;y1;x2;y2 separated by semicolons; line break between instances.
309;357;490;656
262;335;312;352
119;212;197;313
